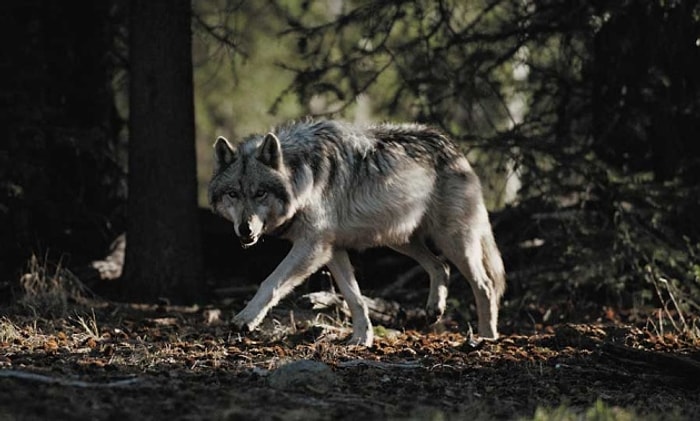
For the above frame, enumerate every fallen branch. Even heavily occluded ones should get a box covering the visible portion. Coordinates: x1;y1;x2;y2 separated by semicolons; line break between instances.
336;359;422;369
0;370;142;388
301;291;426;327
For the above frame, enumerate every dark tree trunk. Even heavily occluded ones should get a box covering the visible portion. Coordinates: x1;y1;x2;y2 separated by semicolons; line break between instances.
0;1;123;281
123;0;203;303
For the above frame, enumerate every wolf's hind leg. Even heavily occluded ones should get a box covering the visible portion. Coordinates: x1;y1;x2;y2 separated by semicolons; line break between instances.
437;231;499;340
326;249;374;346
232;240;332;332
391;239;450;325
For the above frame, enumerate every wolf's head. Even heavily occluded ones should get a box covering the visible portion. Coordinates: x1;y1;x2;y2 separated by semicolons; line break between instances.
208;133;294;248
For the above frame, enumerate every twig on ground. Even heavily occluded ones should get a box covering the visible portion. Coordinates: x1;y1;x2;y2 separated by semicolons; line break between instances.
336;359;422;369
0;370;142;388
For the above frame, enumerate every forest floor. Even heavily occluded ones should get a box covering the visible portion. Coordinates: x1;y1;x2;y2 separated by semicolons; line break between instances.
1;293;699;421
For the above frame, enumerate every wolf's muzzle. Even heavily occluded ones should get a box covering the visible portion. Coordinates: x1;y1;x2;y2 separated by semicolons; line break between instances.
237;223;258;248
238;223;252;238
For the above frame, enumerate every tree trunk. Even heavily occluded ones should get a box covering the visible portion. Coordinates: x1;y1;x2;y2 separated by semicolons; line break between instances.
123;0;202;303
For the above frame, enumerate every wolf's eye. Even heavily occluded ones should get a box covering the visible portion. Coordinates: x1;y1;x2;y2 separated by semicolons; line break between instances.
254;189;267;199
227;190;240;199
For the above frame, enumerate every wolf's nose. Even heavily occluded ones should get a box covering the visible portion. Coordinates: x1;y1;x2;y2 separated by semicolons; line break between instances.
238;223;252;238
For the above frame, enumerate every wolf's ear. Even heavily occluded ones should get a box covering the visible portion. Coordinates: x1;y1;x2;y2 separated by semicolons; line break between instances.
257;133;282;170
213;136;236;173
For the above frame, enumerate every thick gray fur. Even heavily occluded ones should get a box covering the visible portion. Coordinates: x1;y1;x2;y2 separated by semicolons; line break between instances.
209;119;505;346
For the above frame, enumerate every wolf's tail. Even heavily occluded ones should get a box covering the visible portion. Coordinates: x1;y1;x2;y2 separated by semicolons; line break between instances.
482;229;506;300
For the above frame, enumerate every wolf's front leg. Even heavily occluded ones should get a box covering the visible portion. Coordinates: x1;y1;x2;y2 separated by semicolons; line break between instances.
232;240;332;331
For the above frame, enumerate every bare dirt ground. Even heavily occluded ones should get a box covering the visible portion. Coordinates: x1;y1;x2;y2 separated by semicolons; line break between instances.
1;290;699;421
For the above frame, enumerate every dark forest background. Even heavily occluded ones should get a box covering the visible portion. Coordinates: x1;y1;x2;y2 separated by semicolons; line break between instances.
1;0;698;334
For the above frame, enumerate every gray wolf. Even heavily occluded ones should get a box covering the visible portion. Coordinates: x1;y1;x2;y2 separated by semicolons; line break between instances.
208;119;505;346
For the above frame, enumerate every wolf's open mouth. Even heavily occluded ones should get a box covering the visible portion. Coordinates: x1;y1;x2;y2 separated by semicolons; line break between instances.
240;237;257;248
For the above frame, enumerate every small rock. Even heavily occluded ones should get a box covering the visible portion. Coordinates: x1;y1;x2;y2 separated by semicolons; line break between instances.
267;360;337;392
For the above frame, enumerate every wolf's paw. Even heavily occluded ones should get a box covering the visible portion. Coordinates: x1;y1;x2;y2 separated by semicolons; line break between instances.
231;309;262;332
477;321;499;341
425;305;444;326
477;329;499;341
346;330;374;347
230;318;252;333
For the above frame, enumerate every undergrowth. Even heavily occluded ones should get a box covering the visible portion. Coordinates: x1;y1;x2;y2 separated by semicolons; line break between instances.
15;254;92;318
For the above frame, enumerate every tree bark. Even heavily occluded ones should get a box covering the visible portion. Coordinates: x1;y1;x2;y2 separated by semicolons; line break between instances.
123;0;202;303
